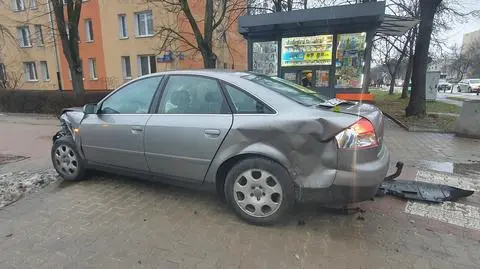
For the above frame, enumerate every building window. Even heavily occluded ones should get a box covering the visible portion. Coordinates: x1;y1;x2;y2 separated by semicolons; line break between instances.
29;0;37;9
17;26;31;47
135;11;153;37
118;14;128;38
121;56;132;79
12;0;25;11
34;25;44;46
24;62;38;81
137;55;156;76
88;58;97;80
84;19;94;42
40;61;50;81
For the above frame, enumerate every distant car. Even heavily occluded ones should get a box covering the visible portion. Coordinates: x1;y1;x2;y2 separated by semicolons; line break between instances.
437;79;452;92
457;79;480;93
51;70;389;225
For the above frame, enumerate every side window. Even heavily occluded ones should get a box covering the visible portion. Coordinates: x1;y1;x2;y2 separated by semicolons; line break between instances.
224;84;274;114
158;76;230;114
100;76;162;114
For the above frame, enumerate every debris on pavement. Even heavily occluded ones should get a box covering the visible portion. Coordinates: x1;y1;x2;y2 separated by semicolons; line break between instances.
0;169;59;209
377;179;474;203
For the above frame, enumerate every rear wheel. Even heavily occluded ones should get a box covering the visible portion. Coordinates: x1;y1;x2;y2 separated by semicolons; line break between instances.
457;86;461;92
468;87;472;93
51;136;86;181
224;158;295;225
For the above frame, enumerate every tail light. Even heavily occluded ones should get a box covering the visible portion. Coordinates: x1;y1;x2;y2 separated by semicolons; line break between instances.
335;118;378;149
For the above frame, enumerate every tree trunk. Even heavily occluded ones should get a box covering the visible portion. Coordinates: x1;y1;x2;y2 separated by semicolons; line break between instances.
51;0;84;95
304;0;307;9
202;0;215;68
405;0;441;117
402;27;416;99
401;54;413;98
287;0;292;11
273;0;282;12
389;75;396;95
200;46;217;68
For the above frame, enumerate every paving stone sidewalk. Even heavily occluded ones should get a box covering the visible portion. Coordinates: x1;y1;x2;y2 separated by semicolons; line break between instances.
0;114;479;269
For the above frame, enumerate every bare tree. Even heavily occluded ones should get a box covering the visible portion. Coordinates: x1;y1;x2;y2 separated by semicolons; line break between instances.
0;70;25;90
373;32;411;95
400;27;416;98
151;0;246;68
405;0;480;116
51;0;84;95
448;40;480;80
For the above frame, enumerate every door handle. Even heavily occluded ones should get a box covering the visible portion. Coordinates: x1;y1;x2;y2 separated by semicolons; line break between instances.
204;129;221;136
131;126;143;133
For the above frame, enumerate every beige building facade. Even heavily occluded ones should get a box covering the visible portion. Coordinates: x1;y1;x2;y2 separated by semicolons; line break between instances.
0;0;60;90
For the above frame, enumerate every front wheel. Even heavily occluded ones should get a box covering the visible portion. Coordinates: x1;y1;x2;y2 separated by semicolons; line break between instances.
51;136;86;181
457;86;461;92
224;158;295;225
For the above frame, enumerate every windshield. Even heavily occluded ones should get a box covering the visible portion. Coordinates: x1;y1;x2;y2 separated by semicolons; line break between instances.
242;74;328;106
469;79;480;84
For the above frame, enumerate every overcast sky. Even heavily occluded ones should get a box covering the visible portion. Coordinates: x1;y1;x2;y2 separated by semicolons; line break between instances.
437;0;480;47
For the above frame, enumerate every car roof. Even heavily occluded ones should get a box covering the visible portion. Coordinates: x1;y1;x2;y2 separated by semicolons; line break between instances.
137;69;252;80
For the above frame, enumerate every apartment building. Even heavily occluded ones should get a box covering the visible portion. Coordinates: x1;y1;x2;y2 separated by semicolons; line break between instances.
0;0;59;90
0;0;247;91
462;29;480;53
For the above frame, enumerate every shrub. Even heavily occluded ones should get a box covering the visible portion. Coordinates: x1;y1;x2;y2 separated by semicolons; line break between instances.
0;90;111;115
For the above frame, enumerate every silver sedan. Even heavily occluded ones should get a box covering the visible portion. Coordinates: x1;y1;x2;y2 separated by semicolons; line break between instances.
51;70;390;225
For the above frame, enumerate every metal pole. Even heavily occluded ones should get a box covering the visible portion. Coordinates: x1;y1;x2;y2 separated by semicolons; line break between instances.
362;30;374;93
47;0;63;91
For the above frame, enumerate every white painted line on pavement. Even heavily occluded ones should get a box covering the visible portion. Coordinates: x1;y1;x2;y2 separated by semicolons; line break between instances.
405;201;480;231
416;170;479;192
404;170;480;231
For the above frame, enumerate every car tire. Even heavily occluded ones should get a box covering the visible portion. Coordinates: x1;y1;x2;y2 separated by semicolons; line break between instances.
51;136;86;181
468;87;472;93
224;157;295;225
457;86;461;92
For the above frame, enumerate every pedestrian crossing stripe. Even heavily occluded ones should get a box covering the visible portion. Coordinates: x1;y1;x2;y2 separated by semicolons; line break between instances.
404;170;480;231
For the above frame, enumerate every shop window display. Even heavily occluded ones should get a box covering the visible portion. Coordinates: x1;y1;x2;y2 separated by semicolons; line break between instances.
335;32;366;88
252;41;278;76
281;35;333;67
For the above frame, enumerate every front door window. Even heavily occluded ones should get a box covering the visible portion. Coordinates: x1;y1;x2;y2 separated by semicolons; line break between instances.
100;76;162;114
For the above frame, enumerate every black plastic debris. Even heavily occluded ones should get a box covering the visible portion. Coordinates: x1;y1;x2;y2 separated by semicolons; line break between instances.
377;180;474;203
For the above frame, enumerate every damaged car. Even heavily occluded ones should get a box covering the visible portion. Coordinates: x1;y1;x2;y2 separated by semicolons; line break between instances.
52;70;390;225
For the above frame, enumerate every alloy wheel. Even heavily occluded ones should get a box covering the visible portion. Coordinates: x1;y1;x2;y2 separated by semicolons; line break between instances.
54;144;79;177
233;169;283;217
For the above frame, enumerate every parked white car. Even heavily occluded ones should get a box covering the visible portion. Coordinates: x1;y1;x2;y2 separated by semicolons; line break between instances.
457;79;480;93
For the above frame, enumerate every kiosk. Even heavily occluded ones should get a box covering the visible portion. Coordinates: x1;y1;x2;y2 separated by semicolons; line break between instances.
238;1;417;101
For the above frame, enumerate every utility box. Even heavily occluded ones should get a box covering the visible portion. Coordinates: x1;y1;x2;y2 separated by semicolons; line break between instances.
426;71;440;101
455;100;480;139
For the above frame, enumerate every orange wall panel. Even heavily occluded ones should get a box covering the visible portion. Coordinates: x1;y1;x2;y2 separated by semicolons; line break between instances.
58;0;107;91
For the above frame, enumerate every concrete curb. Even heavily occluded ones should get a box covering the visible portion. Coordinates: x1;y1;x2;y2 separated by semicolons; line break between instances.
382;111;453;134
382;111;409;131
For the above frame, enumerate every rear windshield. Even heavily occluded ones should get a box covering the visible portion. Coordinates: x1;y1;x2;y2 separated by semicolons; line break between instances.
242;74;328;106
470;79;480;84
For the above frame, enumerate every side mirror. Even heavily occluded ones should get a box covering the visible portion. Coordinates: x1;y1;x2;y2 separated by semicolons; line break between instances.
83;103;97;114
